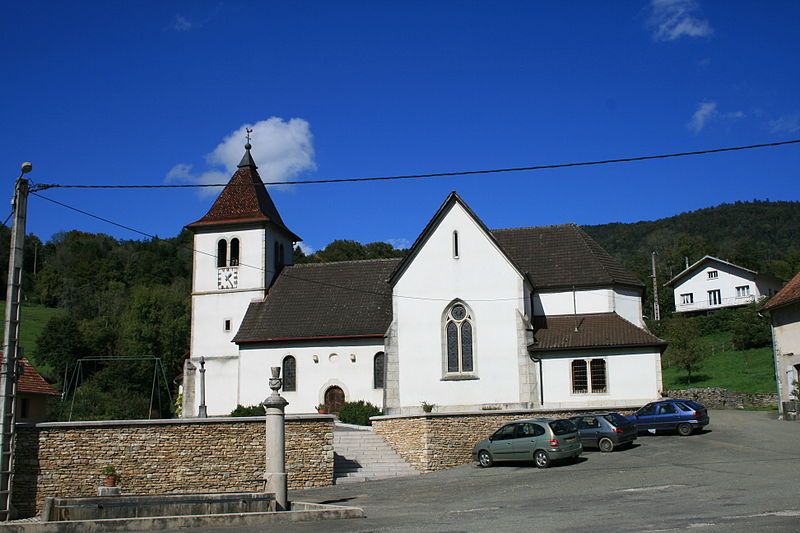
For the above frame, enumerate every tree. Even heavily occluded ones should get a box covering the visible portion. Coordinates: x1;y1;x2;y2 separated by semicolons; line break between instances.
664;316;706;384
35;314;91;382
730;304;771;350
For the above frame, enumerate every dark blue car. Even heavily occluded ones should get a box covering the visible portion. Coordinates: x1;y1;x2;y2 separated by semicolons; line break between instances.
628;399;709;436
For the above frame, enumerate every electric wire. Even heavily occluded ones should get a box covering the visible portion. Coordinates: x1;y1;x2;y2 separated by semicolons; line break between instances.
30;138;800;191
30;191;527;302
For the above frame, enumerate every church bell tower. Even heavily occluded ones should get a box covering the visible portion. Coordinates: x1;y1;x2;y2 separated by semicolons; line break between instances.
182;139;301;416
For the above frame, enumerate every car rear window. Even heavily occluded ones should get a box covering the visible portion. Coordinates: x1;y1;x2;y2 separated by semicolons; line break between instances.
602;413;630;427
549;419;577;435
674;402;691;411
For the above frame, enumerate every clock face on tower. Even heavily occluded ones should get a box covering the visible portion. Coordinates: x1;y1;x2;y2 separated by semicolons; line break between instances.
217;267;238;290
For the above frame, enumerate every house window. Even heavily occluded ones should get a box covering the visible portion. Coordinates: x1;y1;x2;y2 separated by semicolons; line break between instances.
223;319;232;332
282;356;296;392
229;238;240;266
736;285;750;298
680;293;694;305
453;231;459;259
572;358;607;394
707;270;718;279
571;360;588;393
279;244;285;268
273;242;280;273
373;352;385;389
217;240;227;268
444;302;474;374
590;359;607;393
708;289;722;306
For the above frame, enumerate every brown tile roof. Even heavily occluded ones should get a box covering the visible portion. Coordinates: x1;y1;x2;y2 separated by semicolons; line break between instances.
234;259;400;343
0;354;59;396
763;271;800;311
185;158;300;241
492;225;644;290
530;313;666;352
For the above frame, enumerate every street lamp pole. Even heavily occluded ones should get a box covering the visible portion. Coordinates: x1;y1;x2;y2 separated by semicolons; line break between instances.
0;162;32;520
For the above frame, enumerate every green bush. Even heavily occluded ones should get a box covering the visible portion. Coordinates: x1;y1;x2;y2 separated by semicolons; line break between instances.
337;400;382;426
730;304;771;350
229;404;265;417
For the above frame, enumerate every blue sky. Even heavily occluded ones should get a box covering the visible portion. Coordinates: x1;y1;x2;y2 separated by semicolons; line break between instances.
2;1;799;251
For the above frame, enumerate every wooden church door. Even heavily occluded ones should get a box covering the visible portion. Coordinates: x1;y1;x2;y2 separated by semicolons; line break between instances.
324;386;345;414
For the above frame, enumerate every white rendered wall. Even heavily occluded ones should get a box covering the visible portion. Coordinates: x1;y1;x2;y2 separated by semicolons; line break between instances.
539;348;662;409
393;202;528;411
673;262;759;312
772;303;800;404
238;340;386;414
613;287;644;326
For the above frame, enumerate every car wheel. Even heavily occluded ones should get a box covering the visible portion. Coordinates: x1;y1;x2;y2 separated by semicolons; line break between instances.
533;450;550;469
677;423;693;436
478;450;494;468
598;437;615;453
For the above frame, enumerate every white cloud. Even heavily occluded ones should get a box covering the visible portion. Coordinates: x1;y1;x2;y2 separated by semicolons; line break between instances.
768;114;800;134
647;0;713;42
296;242;316;255
173;15;195;32
686;102;744;134
166;117;316;196
387;238;411;250
687;101;717;133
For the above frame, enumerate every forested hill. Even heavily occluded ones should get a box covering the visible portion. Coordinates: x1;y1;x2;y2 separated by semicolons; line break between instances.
583;200;800;315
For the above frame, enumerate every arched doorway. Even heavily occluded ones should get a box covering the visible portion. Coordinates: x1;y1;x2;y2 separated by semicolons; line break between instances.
324;386;345;414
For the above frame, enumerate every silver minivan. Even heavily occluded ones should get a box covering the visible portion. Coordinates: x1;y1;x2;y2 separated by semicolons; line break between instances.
473;418;582;469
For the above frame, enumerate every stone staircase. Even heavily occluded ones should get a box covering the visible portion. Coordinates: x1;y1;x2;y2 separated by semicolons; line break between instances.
333;424;420;484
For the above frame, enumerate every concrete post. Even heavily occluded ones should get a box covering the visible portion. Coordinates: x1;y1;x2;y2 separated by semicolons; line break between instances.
263;366;288;511
198;357;207;418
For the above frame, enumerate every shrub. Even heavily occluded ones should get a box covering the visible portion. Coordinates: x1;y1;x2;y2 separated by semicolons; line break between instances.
730;304;771;350
338;400;382;426
230;404;265;416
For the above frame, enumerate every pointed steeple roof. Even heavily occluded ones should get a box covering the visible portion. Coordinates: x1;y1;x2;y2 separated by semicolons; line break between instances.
186;144;301;241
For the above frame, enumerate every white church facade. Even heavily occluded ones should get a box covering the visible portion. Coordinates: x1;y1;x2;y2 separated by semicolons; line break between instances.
183;143;666;416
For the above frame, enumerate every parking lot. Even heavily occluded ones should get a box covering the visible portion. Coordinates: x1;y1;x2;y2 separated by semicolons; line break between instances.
172;410;800;532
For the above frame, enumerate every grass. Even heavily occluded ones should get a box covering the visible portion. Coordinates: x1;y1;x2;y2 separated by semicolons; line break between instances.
0;302;62;377
661;332;777;393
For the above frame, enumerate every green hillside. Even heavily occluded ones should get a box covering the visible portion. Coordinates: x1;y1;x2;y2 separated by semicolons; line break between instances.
0;303;62;378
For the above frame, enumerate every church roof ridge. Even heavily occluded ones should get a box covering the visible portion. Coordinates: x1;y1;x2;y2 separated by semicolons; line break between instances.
289;257;403;268
490;223;579;233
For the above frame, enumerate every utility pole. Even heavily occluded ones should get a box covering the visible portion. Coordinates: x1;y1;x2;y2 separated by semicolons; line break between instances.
0;162;32;520
651;251;661;322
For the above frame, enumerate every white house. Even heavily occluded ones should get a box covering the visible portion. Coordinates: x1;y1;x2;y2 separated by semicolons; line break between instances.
763;272;800;414
666;256;783;314
183;143;667;416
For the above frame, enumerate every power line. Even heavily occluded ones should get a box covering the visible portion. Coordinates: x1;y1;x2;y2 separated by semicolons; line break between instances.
29;192;527;302
31;138;800;191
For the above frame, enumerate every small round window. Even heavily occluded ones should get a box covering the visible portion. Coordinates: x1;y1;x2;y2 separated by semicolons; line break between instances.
451;304;467;321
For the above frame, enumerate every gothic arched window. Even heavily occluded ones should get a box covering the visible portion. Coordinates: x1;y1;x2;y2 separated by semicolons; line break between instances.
374;351;385;389
282;355;296;392
217;239;227;268
444;302;474;374
229;238;240;266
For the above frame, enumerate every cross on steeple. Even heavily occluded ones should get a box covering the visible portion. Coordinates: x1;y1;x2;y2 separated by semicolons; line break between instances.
238;128;257;168
245;127;253;146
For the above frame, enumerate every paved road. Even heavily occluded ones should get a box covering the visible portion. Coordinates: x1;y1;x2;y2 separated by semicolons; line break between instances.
168;410;800;532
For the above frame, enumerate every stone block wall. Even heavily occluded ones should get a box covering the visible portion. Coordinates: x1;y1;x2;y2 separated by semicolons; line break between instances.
372;409;600;473
12;415;334;518
664;388;778;409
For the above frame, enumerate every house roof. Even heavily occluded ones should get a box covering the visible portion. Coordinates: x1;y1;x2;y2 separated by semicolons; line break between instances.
492;224;644;290
388;192;528;286
234;258;400;343
0;354;59;396
185;145;301;241
665;255;758;287
530;312;666;353
762;271;800;312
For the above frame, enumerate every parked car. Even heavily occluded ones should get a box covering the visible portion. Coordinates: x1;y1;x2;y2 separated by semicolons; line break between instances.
627;399;710;436
473;418;582;469
568;412;637;452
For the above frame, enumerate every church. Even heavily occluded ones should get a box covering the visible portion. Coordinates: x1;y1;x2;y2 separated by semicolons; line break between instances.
182;143;666;416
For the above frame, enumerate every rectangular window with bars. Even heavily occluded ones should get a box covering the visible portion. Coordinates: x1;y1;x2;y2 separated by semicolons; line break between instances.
571;360;588;394
590;359;607;393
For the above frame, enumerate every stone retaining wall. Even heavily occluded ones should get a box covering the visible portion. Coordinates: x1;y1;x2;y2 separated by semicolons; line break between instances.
12;415;334;518
664;388;778;409
372;409;615;473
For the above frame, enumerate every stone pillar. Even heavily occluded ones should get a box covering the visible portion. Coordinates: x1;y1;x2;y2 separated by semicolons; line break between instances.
263;366;288;511
181;359;197;418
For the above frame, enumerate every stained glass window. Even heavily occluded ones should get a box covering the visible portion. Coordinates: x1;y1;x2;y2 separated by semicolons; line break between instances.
282;356;296;392
446;322;459;372
374;352;385;389
444;302;474;374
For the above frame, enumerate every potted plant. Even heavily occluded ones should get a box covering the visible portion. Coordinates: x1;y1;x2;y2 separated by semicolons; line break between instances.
420;401;436;414
101;465;118;487
316;404;329;414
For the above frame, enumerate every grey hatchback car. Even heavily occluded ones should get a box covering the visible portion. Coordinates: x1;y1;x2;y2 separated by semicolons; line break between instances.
473;418;582;469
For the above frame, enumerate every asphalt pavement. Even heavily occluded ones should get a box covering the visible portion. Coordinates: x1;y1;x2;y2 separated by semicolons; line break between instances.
164;409;800;532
